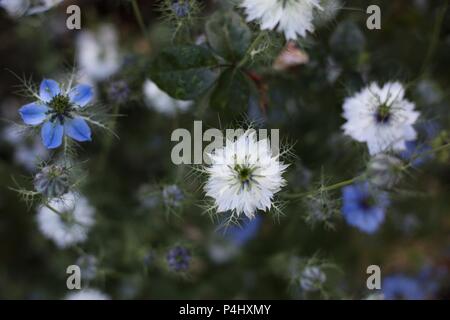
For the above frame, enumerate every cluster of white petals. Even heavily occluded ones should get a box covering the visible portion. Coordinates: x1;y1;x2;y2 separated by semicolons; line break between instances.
0;0;63;17
205;130;288;219
240;0;322;40
36;192;95;249
342;82;420;155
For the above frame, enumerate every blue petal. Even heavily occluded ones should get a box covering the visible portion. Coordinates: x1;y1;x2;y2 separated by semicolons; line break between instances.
41;121;64;149
19;103;49;125
69;84;93;107
64;117;92;142
39;79;61;103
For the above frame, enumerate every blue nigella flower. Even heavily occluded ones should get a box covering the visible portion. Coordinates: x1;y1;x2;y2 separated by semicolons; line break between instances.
220;215;262;247
166;246;191;272
341;182;389;234
19;79;93;149
400;121;439;167
382;275;425;300
400;141;433;168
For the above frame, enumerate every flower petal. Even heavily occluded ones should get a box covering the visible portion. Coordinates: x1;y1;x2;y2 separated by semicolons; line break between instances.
41;121;64;149
19;103;49;125
64;117;92;142
69;84;93;107
39;79;61;103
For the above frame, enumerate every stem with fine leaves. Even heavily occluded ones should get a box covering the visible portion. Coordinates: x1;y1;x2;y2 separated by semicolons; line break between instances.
131;0;149;39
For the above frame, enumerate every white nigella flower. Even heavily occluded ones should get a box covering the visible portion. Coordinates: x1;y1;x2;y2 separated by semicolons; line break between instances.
36;192;95;249
143;79;192;115
0;0;63;17
27;0;64;15
65;289;110;300
342;82;420;155
0;0;29;16
76;24;121;82
240;0;322;40
204;130;288;219
1;125;49;171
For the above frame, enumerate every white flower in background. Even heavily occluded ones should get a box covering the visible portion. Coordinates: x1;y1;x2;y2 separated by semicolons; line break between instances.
1;125;49;171
143;79;192;115
0;0;29;16
65;289;110;300
240;0;322;40
76;24;121;82
342;82;420;155
204;130;288;219
76;254;98;281
27;0;64;15
365;292;385;300
0;0;63;17
36;192;95;249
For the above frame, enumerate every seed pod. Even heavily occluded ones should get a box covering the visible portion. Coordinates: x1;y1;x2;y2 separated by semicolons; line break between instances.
34;165;70;198
300;266;327;292
367;154;402;189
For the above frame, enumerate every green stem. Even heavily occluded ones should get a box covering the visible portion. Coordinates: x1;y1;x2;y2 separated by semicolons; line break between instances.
131;0;149;39
418;1;448;78
97;103;121;172
401;142;450;171
237;32;266;68
283;142;450;200
45;203;63;216
282;176;360;200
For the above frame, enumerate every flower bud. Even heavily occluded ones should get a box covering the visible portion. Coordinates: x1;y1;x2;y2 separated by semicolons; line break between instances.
162;184;184;208
167;246;191;272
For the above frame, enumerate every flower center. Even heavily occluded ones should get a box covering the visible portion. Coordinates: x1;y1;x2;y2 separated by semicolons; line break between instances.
375;103;391;124
234;164;254;183
60;211;76;225
48;94;74;124
359;196;375;211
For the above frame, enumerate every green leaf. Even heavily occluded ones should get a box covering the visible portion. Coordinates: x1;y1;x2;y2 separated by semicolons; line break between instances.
148;45;220;100
205;11;252;62
210;67;250;111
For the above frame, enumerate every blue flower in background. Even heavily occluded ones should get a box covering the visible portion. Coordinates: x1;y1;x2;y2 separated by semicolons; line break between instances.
400;121;439;167
400;141;433;168
19;79;93;149
171;0;190;17
221;215;262;247
383;275;425;300
341;182;389;234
